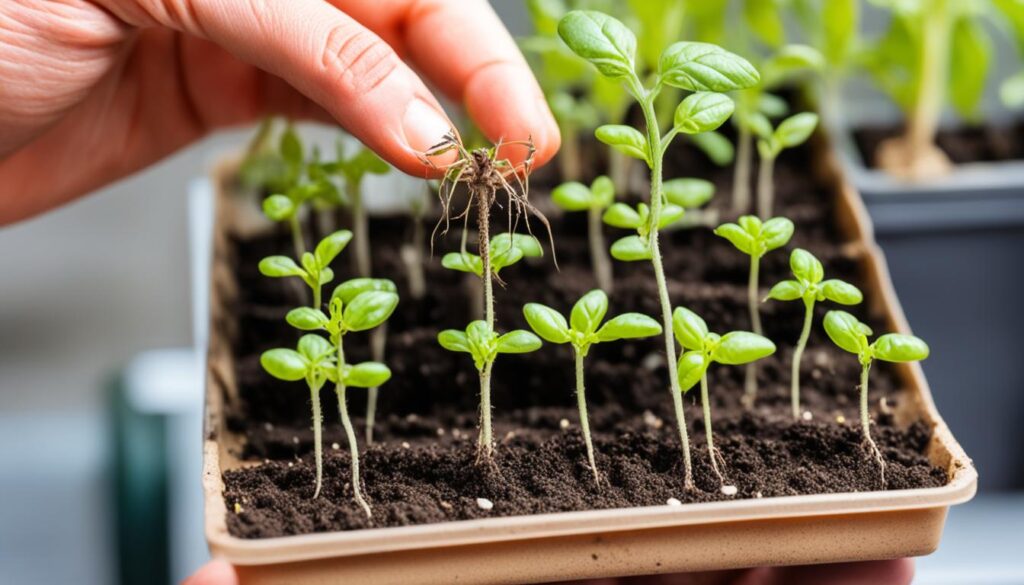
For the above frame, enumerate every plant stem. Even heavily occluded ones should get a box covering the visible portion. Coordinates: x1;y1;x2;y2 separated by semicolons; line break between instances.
477;361;494;462
365;326;386;445
575;349;599;485
350;185;371;278
732;125;752;214
477;187;496;463
312;284;321;311
403;205;427;300
336;341;372;518
309;376;324;499
756;154;775;220
289;214;306;260
558;124;582;182
791;300;814;419
907;0;950;161
588;206;613;292
701;372;724;484
744;255;762;406
609;148;632;197
638;86;694;491
860;361;886;487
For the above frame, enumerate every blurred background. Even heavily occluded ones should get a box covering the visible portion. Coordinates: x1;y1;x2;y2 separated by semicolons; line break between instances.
1;2;1022;584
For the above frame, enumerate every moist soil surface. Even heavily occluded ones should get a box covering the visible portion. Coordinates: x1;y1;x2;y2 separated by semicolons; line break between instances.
855;121;1024;167
221;138;947;539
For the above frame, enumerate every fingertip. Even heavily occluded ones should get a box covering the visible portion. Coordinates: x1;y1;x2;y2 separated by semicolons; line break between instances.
182;559;237;585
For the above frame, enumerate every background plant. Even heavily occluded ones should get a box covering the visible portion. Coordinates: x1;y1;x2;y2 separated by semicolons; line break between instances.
285;282;399;516
713;215;793;405
767;249;863;419
750;111;818;219
558;9;759;489
258;230;352;308
824;310;929;485
673;307;776;484
552;176;616;291
524;290;661;483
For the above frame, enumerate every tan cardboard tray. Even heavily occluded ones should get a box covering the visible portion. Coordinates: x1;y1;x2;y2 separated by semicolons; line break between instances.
201;142;977;584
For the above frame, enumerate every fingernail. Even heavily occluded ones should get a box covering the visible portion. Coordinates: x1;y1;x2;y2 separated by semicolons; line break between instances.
402;98;451;153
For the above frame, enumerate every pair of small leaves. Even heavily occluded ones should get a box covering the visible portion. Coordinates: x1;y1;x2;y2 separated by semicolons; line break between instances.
604;201;684;262
824;310;929;364
322;142;391;187
714;216;793;258
760;45;825;89
258;230;353;289
552;176;615;212
755;112;819;159
438;321;542;371
442;233;543;277
766;249;863;306
523;289;661;354
287;285;398;336
262;338;391;388
672;307;776;392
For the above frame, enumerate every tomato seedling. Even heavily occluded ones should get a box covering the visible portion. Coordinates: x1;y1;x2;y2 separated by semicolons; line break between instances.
258;230;352;309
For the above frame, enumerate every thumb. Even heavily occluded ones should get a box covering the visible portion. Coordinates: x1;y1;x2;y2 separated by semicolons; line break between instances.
102;0;455;174
182;560;238;585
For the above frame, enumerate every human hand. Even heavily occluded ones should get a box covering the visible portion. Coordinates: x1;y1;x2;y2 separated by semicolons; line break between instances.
182;559;237;585
0;0;559;224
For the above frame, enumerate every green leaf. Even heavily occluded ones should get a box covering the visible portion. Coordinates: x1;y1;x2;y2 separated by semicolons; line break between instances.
490;242;526;273
761;217;794;251
673;92;735;134
260;348;309;381
1000;71;1024;109
332;278;398;304
259;256;306;278
602;203;642;229
442;252;483;276
595;313;662;342
313;230;353;268
762;45;824;88
524;303;572;344
659;204;686;228
821;279;863;305
262;194;296;221
297;334;334;362
689;131;735;166
743;0;784;48
712;331;776;365
595;125;649;163
466;321;497;367
570;289;609;335
743;111;774;140
949;17;991;119
552;182;593;211
318;267;335;286
823;0;859;67
286;307;329;330
658;42;760;92
676;351;707;393
824;310;867;355
713;223;754;255
342;362;392;388
342;291;399;332
438;330;471;353
663;178;714;208
758;92;789;118
280;126;303;168
496;330;543;354
590;176;615;208
610;235;652;261
491;233;543;259
774;113;818;148
767;280;803;302
672;307;708;351
790;248;824;284
300;252;318;275
556;11;637;79
872;334;930;363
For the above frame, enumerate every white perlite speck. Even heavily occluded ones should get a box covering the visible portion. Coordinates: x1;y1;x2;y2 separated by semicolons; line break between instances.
666;498;682;506
331;442;340;450
476;498;494;511
720;485;738;496
801;411;813;421
559;418;570;430
401;442;410;449
755;491;763;499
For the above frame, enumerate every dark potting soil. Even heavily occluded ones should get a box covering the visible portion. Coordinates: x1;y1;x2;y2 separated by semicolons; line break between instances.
221;139;947;539
854;121;1024;167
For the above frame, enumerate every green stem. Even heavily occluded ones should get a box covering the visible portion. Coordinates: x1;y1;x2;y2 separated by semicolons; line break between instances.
744;255;761;406
336;340;372;518
575;349;599;485
312;284;321;310
365;326;386;445
908;0;950;159
756;154;775;220
609;148;632;197
589;206;613;293
701;372;723;484
351;184;371;278
477;361;494;462
861;360;886;486
637;83;694;491
559;123;582;182
289;213;306;261
792;300;814;419
308;376;324;499
733;125;752;214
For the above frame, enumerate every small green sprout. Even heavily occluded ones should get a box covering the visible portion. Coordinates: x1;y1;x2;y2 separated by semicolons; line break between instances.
750;111;819;219
552;176;616;292
824;310;929;486
442;232;543;278
713;215;793;405
258;230;352;309
673;307;776;484
285;281;399;517
524;290;661;484
558;9;758;490
767;249;863;419
323;142;390;277
260;333;336;499
438;322;542;462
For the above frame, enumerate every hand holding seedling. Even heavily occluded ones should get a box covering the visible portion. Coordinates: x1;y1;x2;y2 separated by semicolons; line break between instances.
673;307;776;484
524;290;661;484
0;0;560;225
767;249;863;419
824;310;929;486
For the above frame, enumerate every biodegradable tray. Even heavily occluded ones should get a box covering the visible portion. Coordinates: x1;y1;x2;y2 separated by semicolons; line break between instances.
199;142;977;584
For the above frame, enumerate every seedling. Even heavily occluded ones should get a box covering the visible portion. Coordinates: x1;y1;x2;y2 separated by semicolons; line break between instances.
401;181;433;301
559;9;758;489
438;322;542;462
524;290;661;484
673;307;776;484
789;0;860;123
602;178;714;262
285;281;399;516
823;310;929;485
258;230;352;308
766;249;863;419
714;215;793;404
552;176;615;291
750;112;818;219
324;142;390;277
